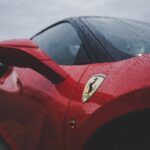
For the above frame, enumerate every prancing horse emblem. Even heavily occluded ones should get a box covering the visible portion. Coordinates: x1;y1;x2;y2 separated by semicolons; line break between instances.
82;74;106;103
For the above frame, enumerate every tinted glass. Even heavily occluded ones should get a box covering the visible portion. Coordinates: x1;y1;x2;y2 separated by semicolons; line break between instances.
84;17;150;61
32;23;89;65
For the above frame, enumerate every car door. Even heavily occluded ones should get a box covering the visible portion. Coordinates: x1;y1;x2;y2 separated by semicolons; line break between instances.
0;22;90;150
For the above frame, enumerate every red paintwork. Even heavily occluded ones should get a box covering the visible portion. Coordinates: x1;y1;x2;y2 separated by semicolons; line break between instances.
0;39;149;150
0;39;48;60
0;39;68;83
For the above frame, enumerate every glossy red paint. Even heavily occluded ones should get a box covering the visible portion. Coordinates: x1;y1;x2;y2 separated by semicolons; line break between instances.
0;39;48;60
0;39;150;150
0;39;89;150
65;54;150;150
0;39;68;83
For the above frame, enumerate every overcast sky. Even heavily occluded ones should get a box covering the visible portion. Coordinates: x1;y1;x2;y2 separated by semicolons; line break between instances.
0;0;150;40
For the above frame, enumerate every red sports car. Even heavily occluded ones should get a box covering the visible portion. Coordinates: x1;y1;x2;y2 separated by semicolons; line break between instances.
0;16;150;150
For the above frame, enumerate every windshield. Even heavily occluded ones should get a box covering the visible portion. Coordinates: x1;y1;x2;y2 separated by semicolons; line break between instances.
83;17;150;61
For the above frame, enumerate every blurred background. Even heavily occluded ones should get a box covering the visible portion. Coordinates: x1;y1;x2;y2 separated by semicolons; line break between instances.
0;0;150;40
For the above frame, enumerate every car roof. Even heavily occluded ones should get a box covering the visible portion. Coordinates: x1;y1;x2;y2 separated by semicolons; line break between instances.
32;16;149;39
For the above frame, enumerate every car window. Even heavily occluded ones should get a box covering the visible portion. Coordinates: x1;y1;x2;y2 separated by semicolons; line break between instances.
32;23;90;65
83;17;150;61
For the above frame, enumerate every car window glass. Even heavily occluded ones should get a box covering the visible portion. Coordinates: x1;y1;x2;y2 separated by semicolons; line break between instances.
32;23;90;65
84;17;150;61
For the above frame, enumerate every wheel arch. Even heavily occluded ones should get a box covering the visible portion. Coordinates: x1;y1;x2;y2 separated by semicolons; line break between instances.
77;86;150;150
83;108;150;150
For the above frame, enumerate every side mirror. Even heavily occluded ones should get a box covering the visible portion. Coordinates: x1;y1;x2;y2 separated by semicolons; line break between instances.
0;39;68;83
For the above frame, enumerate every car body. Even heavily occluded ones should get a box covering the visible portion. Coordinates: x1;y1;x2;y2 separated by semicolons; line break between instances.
0;16;150;150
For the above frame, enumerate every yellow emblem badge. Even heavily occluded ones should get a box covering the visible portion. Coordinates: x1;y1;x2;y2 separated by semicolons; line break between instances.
82;74;106;103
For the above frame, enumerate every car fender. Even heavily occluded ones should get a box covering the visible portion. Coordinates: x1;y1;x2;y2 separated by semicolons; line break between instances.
65;54;150;150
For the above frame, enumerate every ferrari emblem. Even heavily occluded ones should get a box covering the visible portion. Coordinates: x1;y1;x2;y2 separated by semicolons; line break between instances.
82;74;106;103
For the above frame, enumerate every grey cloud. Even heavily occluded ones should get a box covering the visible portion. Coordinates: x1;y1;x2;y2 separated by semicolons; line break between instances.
0;0;150;40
